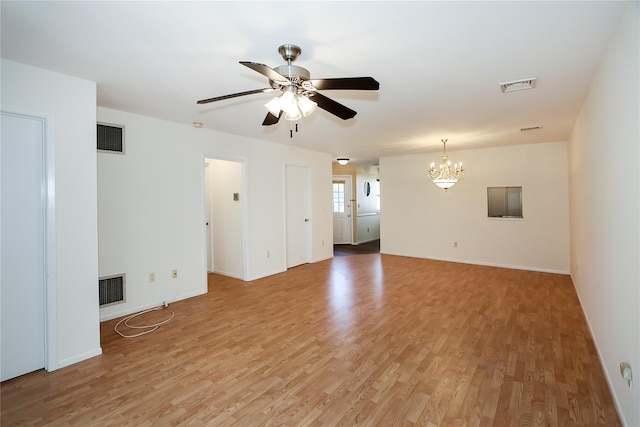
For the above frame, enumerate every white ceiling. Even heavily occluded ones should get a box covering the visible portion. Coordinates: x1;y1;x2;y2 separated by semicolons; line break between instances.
1;1;628;164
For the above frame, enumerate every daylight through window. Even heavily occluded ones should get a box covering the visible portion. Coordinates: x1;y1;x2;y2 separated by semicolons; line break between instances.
333;182;345;213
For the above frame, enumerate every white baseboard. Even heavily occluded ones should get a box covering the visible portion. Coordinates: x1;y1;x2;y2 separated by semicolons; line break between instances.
99;289;207;322
56;347;103;371
379;251;569;275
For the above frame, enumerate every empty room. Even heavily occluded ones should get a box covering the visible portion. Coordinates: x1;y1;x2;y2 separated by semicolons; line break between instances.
1;1;638;426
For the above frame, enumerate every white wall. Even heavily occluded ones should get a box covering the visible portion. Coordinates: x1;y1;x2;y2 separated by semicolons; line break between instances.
568;4;639;425
1;60;102;368
354;164;380;244
356;164;379;215
380;141;570;273
97;107;333;321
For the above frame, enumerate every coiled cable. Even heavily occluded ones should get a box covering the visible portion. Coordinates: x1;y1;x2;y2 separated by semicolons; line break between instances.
114;306;174;338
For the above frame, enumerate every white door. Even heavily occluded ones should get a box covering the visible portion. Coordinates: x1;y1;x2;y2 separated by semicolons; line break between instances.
332;176;353;244
285;165;311;268
1;112;46;381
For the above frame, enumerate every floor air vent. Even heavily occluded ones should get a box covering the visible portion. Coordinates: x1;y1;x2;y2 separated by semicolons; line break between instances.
97;123;124;153
99;274;126;306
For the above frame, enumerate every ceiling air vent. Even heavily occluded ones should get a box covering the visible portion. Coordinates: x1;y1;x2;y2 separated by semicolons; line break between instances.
97;123;124;154
500;78;536;93
520;125;542;132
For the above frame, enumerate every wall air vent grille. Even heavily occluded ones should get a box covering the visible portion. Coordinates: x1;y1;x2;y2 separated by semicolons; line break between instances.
99;274;126;306
500;78;537;93
97;123;124;153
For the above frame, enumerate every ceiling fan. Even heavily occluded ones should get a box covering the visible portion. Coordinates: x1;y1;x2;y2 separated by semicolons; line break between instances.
197;44;380;126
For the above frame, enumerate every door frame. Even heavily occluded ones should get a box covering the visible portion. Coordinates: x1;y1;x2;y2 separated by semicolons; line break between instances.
1;107;58;372
202;155;248;281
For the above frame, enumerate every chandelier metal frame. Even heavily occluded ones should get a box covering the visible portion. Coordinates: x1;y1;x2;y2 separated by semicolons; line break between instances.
428;139;464;191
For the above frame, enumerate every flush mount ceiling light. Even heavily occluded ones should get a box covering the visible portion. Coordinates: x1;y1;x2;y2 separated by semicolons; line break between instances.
428;139;465;191
499;77;537;93
337;158;349;166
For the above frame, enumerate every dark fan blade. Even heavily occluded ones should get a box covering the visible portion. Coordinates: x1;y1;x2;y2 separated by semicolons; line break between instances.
311;92;357;120
240;61;290;84
309;77;379;91
262;111;282;126
197;88;274;104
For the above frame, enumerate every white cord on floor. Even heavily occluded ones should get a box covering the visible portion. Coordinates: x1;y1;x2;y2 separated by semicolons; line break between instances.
114;306;175;338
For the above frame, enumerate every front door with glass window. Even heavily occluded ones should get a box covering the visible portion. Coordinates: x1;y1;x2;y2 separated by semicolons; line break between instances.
332;176;353;244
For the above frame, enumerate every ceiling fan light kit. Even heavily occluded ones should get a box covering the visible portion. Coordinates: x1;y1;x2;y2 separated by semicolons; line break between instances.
197;44;379;130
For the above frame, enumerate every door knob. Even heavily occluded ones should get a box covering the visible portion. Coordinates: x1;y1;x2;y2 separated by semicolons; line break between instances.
304;218;309;222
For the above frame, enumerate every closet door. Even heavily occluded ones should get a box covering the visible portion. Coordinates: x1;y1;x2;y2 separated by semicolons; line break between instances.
1;112;46;381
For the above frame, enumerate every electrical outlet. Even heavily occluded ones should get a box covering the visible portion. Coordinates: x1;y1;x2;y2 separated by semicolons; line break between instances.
620;362;633;389
172;269;178;279
149;273;155;283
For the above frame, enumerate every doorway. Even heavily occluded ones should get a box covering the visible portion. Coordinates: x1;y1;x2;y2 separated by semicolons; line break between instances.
204;158;245;280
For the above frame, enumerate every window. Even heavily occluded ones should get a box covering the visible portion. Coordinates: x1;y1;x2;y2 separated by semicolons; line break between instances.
487;186;523;218
333;182;345;213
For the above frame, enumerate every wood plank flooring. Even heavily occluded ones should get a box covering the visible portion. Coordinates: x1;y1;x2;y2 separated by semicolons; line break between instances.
1;254;621;426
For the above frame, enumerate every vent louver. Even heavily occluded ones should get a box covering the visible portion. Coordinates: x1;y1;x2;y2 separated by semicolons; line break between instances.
97;123;124;153
99;274;126;306
500;78;537;93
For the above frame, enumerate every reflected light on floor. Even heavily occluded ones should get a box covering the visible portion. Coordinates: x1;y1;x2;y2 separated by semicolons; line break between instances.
328;257;354;327
327;255;385;329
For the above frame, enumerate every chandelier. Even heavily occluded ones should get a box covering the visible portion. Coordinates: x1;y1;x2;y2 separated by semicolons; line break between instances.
428;139;464;191
264;85;317;121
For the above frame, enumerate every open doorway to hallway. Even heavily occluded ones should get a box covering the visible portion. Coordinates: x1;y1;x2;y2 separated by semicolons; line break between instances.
332;162;381;256
204;158;245;280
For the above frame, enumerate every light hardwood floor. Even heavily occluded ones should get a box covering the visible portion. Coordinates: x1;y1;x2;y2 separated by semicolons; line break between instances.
2;254;621;426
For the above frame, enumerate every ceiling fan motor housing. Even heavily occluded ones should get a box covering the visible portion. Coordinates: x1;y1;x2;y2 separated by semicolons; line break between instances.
273;65;310;83
273;45;311;91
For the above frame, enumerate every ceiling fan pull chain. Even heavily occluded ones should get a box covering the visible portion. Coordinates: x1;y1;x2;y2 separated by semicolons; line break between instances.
295;123;298;133
290;129;293;138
